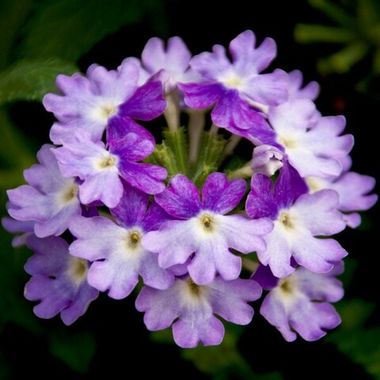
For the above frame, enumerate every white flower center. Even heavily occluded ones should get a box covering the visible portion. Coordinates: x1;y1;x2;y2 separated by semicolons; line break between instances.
57;182;78;207
95;154;118;170
125;229;142;252
220;72;245;90
278;135;298;150
306;177;326;193
178;278;209;308
67;257;88;285
278;211;295;230
91;101;119;123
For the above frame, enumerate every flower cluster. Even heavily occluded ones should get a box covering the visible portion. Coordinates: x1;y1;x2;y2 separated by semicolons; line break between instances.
3;31;377;348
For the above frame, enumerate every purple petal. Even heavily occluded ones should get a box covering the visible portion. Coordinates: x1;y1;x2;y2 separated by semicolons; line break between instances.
201;173;246;214
118;81;166;121
273;162;308;209
179;82;223;109
110;182;149;228
119;161;167;195
246;174;279;219
107;117;155;161
154;174;201;218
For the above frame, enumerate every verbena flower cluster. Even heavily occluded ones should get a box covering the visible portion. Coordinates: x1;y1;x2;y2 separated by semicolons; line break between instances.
3;31;377;348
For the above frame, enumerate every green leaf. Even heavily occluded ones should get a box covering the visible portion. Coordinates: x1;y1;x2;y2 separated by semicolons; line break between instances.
49;330;96;373
329;299;380;379
294;24;354;43
19;0;166;61
0;0;34;69
0;59;78;104
317;42;368;74
181;326;282;380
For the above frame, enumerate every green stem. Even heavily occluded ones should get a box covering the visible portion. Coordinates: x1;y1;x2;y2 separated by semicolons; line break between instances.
164;92;180;132
188;110;205;164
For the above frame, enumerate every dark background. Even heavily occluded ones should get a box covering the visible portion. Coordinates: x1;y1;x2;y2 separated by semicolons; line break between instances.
0;0;379;379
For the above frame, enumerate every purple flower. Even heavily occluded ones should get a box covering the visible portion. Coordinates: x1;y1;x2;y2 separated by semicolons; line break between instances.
179;30;288;143
251;144;284;177
136;276;262;348
246;162;347;278
1;216;34;247
253;264;343;341
306;171;378;228
7;145;81;238
53;117;167;207
143;173;272;285
69;184;174;299
24;235;98;325
141;36;198;93
43;58;166;144
269;99;354;178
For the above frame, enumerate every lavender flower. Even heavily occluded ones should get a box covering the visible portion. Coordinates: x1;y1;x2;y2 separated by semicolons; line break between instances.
269;99;353;178
136;276;261;348
180;30;288;143
284;70;320;101
253;264;343;341
24;235;98;325
53;116;167;207
69;184;173;299
44;58;166;144
246;162;347;278
7;145;81;237
141;36;197;93
143;173;272;285
306;171;377;228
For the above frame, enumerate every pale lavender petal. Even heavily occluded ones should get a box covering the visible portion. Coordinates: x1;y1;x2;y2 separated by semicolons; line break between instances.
143;220;197;268
219;214;272;254
209;278;261;325
173;315;224;348
291;190;346;235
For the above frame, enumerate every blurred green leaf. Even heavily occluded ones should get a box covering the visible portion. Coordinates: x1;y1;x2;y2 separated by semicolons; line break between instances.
295;24;354;43
49;330;96;373
19;0;165;61
329;299;380;379
181;326;282;380
0;59;77;104
0;0;34;68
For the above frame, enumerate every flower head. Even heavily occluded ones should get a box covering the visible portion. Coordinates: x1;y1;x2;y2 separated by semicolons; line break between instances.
24;235;98;325
69;184;173;299
253;263;343;341
136;276;261;348
7;145;81;237
246;162;347;277
141;36;197;93
53;117;167;207
143;173;272;285
44;59;166;144
180;30;288;143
